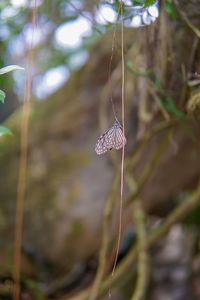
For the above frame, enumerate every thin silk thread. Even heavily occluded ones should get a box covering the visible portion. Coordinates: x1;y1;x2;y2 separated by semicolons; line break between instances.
108;27;117;120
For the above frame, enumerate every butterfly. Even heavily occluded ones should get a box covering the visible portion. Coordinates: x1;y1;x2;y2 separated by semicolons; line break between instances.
95;119;126;155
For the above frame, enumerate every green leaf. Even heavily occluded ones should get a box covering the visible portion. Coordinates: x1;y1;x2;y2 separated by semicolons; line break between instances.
165;0;177;20
160;97;185;119
0;126;13;137
132;0;144;5
154;77;161;91
127;61;152;77
0;90;6;104
144;0;157;7
0;65;24;75
184;205;200;226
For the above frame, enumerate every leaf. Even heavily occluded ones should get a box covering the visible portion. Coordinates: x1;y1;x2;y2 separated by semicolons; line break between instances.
154;77;161;91
184;205;200;226
133;0;144;5
0;90;6;104
0;126;13;137
127;61;152;77
160;97;185;119
0;65;24;75
165;0;177;20
144;0;157;7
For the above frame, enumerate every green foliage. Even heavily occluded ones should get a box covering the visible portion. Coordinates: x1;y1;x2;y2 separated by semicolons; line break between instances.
0;126;13;136
127;64;185;120
151;77;185;119
165;0;177;20
0;90;6;104
24;279;45;300
126;0;157;6
0;65;24;75
0;65;23;137
154;77;162;91
160;96;185;119
131;0;144;5
111;0;157;12
144;0;157;7
0;65;24;104
184;205;200;226
127;61;152;77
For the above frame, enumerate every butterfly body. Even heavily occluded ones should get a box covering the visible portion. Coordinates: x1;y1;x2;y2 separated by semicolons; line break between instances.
95;120;126;155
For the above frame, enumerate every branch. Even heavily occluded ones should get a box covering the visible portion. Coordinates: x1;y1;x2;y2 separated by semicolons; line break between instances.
131;201;149;300
126;130;171;205
88;130;170;299
63;183;200;300
173;0;200;39
88;174;120;300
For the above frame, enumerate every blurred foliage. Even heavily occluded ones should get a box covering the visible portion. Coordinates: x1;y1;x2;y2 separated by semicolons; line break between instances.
164;0;177;20
0;65;24;75
185;205;200;226
0;65;24;135
0;90;5;103
106;0;158;14
0;0;161;102
0;0;100;74
127;61;153;77
0;125;12;136
127;61;185;119
108;0;157;7
160;96;185;119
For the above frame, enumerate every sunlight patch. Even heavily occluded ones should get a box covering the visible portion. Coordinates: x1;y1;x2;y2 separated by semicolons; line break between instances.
55;17;92;49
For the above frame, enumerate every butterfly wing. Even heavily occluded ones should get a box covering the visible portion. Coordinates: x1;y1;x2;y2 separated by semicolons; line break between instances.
95;121;126;155
104;127;116;149
95;133;108;155
104;125;126;150
113;127;126;150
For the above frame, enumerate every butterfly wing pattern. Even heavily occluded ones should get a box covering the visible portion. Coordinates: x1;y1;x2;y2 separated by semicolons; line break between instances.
95;132;108;155
95;120;126;155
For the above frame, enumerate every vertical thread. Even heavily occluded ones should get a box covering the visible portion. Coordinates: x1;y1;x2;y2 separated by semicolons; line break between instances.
112;0;125;277
13;2;37;299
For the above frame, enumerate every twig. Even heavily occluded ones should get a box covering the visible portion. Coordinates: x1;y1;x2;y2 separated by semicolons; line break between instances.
88;116;170;300
95;183;200;299
62;133;170;300
88;174;120;300
68;2;103;35
131;201;149;300
147;80;170;121
126;130;171;205
173;0;200;39
13;2;37;300
63;180;200;300
127;62;171;121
